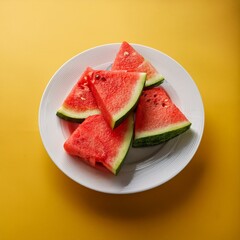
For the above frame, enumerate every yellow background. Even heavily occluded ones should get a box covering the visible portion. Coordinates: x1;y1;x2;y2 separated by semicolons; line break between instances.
0;0;239;239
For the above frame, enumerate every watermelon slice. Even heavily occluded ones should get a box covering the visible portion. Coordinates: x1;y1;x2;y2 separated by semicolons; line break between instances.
88;69;146;129
56;67;100;122
112;41;164;87
133;87;191;147
64;114;134;175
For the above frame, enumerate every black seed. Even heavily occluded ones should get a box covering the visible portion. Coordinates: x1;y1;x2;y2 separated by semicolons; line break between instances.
95;74;100;79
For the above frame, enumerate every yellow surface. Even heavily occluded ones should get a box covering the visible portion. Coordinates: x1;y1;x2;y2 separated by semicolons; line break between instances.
0;0;239;239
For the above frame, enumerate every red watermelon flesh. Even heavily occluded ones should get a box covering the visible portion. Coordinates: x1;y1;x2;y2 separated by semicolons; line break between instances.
111;41;144;70
135;60;160;83
64;114;134;175
133;87;191;147
112;41;164;87
56;67;100;122
88;69;146;129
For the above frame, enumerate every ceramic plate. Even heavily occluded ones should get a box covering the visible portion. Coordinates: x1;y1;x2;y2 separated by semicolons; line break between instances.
39;43;204;194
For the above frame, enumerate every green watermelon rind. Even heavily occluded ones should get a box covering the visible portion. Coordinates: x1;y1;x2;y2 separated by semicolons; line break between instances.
133;121;191;147
114;137;133;175
111;72;146;128
144;73;165;88
107;115;134;175
56;106;100;123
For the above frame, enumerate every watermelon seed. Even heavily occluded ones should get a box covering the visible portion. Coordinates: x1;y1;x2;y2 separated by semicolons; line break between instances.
124;51;129;56
81;97;86;100
95;74;100;79
162;102;169;107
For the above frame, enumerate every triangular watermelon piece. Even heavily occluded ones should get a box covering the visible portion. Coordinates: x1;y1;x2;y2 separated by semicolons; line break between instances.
133;87;191;147
112;41;164;87
56;67;100;122
88;69;146;129
64;114;134;175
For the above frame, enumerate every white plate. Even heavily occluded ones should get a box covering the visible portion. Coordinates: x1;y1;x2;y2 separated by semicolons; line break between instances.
39;43;204;194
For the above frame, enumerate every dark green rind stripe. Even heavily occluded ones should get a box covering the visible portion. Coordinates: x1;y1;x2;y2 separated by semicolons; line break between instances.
145;77;164;89
114;113;129;129
132;124;191;147
56;111;85;123
108;115;134;175
145;75;165;88
114;137;133;175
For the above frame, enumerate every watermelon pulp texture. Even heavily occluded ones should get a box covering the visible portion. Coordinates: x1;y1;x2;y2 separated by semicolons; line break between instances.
64;114;134;175
133;87;191;147
111;41;164;87
56;67;100;122
88;70;146;129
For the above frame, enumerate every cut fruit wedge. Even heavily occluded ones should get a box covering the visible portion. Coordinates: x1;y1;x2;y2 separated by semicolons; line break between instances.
64;114;134;175
133;87;191;147
56;67;100;122
112;41;164;87
88;69;146;129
